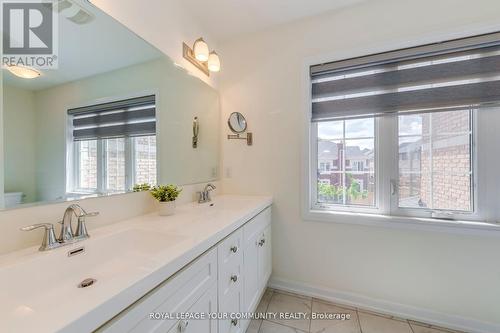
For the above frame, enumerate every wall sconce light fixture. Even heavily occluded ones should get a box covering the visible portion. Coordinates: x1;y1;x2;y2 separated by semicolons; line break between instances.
192;116;199;148
183;37;221;76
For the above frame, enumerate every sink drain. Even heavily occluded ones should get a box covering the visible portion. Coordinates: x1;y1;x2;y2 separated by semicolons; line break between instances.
78;278;97;288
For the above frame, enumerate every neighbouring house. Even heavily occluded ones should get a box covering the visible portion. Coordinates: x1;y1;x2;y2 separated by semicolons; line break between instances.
399;112;472;211
317;140;374;205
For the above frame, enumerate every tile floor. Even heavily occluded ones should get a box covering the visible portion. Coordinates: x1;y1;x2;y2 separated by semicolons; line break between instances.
246;289;466;333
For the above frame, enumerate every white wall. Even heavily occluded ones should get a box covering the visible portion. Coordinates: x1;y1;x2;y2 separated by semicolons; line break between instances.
219;0;500;331
90;0;219;88
3;85;37;203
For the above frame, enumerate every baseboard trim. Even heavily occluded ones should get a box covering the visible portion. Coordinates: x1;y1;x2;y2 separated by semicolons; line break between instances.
268;277;499;333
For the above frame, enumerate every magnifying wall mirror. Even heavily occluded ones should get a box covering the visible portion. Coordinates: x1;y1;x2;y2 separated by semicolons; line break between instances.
227;112;252;145
228;112;247;133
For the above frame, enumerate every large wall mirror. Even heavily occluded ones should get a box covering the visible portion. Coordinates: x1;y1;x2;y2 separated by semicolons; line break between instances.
1;1;220;209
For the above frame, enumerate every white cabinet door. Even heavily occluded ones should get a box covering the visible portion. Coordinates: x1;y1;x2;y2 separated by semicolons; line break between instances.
242;207;272;316
243;231;260;313
259;225;272;289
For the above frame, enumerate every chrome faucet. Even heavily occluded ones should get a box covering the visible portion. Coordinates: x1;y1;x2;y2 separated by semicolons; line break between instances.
60;204;79;242
21;204;99;251
197;183;216;203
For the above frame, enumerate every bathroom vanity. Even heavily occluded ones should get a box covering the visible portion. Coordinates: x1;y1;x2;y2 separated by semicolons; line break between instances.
0;195;272;333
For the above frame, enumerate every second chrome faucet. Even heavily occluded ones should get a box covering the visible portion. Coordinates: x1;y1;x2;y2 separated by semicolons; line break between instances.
21;204;99;251
197;183;216;203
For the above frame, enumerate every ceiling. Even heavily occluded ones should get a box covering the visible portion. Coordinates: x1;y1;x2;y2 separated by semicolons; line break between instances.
180;0;367;43
3;0;162;91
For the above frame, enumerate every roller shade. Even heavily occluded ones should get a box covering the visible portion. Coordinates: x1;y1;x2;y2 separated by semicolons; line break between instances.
68;95;156;141
311;33;500;121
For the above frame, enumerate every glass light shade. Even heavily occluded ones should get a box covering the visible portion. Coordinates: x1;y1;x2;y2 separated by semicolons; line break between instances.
208;51;221;72
6;65;41;79
193;38;209;62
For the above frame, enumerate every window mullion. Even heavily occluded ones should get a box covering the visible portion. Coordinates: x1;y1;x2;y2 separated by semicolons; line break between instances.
379;115;398;215
310;122;319;209
125;137;134;190
429;113;434;210
97;139;105;194
74;141;80;191
342;121;346;205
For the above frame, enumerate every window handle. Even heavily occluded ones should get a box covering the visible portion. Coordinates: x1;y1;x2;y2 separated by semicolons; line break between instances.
390;179;398;196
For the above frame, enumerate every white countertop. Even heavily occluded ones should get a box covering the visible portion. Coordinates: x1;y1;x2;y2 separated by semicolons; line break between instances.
0;195;272;333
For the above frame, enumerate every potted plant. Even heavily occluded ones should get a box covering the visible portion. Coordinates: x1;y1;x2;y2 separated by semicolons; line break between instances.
133;183;151;192
150;184;182;216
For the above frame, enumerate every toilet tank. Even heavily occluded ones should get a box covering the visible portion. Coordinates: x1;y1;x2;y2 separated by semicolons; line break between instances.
4;192;24;207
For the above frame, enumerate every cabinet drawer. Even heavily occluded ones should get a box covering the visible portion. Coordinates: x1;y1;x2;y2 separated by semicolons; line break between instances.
218;252;243;300
243;207;271;244
167;287;218;333
218;228;243;268
218;287;243;333
97;248;217;333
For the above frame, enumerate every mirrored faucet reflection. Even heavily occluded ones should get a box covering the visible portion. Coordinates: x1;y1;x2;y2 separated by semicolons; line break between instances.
198;183;216;203
21;204;99;251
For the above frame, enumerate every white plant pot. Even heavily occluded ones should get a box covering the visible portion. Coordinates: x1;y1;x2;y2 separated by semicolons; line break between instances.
158;201;176;216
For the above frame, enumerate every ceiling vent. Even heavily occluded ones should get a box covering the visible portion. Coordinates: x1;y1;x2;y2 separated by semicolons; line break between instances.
56;0;94;25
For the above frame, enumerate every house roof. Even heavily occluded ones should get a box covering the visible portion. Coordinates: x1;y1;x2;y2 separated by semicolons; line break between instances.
318;140;372;160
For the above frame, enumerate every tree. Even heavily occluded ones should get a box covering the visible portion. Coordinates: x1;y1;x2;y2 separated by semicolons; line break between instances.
318;174;368;203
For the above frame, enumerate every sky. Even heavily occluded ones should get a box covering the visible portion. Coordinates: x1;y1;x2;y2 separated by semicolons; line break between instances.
317;115;424;150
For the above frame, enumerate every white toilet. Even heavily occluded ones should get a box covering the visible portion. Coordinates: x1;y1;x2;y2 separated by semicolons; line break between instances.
4;192;24;208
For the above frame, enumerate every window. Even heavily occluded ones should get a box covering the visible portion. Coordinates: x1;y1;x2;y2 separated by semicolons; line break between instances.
308;33;500;224
105;138;126;192
316;118;375;208
68;95;157;195
398;110;473;212
133;136;157;185
76;140;97;190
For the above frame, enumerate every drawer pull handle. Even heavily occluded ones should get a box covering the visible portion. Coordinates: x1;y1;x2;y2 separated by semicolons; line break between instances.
178;320;189;332
230;274;238;283
230;245;238;253
258;239;265;246
231;319;238;326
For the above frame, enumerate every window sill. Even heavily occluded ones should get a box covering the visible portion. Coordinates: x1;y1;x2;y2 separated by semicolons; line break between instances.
304;209;500;237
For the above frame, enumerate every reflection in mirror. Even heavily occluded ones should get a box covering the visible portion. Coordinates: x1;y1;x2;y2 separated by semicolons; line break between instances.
1;0;220;209
228;112;247;133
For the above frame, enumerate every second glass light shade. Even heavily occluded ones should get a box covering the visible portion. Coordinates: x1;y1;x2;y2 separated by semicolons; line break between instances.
208;51;221;72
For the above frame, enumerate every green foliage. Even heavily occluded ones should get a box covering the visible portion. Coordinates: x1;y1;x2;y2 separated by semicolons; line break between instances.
133;183;152;192
318;174;368;202
346;174;368;200
318;182;343;201
150;184;182;202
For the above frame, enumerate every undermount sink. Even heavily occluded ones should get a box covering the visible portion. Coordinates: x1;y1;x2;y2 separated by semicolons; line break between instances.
0;228;188;326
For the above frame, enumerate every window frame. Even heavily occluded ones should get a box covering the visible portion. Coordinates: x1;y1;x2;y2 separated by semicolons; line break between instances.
309;113;481;219
70;136;157;195
389;109;480;221
303;80;500;234
65;91;160;197
304;108;500;234
310;118;383;215
302;38;500;234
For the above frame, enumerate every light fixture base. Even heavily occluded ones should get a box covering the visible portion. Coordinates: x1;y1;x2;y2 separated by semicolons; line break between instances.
183;42;209;76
